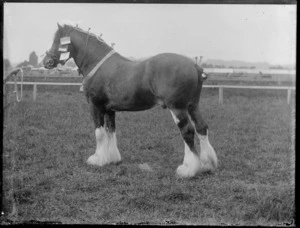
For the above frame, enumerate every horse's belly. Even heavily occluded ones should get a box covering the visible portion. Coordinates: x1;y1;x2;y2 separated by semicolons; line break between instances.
107;90;157;111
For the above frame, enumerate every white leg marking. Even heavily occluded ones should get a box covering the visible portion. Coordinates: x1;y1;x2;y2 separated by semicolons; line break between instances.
176;143;202;178
87;127;121;166
188;115;218;171
198;131;218;171
170;110;180;124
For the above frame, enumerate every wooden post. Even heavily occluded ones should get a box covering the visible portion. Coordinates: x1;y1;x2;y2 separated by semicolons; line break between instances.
33;84;37;101
287;89;291;104
219;87;223;104
277;75;282;85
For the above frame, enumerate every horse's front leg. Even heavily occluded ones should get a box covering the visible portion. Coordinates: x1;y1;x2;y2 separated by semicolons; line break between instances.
87;105;121;166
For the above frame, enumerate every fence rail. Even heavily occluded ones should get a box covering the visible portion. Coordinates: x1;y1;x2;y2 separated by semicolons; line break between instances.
5;81;295;104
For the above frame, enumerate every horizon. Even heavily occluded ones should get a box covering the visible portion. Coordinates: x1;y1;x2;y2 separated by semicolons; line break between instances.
4;3;296;66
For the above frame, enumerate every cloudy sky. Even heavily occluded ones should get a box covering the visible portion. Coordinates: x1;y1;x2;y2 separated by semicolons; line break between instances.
4;3;296;66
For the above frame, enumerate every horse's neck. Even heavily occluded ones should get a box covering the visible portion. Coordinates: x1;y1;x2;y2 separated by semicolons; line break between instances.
71;32;112;76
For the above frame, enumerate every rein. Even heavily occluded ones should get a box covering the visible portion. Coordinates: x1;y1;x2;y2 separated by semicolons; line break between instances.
12;68;23;102
3;68;23;102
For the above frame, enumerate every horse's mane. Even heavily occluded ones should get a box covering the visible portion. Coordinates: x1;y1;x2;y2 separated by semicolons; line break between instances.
56;22;132;62
62;24;108;46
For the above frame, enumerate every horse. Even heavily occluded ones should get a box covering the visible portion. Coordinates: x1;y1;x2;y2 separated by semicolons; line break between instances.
43;23;218;178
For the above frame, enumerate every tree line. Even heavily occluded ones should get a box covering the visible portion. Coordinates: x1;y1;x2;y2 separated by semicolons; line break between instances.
4;51;39;71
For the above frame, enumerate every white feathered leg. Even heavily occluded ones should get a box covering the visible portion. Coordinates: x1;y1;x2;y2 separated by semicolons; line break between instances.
176;143;202;178
170;109;203;178
87;127;121;166
198;131;218;172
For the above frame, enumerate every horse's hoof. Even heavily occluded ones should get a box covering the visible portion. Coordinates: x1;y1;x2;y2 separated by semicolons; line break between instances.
86;154;105;166
176;164;195;178
87;153;122;166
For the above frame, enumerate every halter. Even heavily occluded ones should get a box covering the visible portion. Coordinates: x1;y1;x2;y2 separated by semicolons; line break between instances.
45;49;70;66
45;27;90;70
47;26;115;82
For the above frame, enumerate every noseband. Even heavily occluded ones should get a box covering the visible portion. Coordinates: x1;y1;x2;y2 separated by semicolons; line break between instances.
45;49;69;66
45;51;58;62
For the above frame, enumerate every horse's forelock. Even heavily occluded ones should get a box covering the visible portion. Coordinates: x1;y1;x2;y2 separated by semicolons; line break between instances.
58;20;78;28
53;22;74;43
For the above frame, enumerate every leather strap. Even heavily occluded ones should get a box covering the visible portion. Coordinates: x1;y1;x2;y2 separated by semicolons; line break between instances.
84;49;115;82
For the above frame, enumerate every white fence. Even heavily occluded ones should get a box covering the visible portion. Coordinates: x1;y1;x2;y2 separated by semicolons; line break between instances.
5;82;295;104
204;68;295;75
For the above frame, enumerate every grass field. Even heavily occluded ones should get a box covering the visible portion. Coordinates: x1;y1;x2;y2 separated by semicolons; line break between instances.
2;88;295;225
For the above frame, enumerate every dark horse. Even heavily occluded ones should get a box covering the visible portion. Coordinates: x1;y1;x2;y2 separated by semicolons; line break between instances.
43;23;218;178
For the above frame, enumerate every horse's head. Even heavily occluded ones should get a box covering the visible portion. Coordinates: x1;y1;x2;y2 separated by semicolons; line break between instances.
43;23;73;69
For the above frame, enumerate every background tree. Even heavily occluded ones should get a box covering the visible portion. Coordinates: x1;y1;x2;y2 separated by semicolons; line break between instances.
17;60;30;68
29;51;38;67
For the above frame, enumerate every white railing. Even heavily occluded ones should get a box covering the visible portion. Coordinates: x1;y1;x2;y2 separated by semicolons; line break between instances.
203;85;295;104
204;68;295;75
5;81;295;104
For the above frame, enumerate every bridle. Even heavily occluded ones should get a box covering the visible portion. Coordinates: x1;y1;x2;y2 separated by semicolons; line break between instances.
45;26;114;81
45;49;70;66
45;27;91;73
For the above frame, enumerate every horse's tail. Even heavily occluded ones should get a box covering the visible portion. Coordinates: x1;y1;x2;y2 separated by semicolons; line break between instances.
189;64;206;105
195;64;207;82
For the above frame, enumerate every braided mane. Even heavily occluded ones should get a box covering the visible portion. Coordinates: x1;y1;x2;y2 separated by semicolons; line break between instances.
56;22;132;62
62;24;109;47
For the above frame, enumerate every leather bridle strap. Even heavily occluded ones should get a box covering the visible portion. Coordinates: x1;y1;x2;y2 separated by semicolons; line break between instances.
78;28;91;75
83;49;115;83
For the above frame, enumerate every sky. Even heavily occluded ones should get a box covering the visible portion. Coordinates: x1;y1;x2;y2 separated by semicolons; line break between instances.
4;3;296;66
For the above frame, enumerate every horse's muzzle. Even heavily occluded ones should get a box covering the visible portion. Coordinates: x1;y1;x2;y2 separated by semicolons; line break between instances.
43;58;55;69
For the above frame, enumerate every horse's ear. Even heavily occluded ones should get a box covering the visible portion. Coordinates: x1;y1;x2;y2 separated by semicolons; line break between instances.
57;23;63;31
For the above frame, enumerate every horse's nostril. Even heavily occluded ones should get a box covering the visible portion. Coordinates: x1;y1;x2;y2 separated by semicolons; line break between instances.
47;59;54;65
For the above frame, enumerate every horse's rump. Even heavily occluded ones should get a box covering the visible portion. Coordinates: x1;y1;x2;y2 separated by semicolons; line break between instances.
145;53;202;109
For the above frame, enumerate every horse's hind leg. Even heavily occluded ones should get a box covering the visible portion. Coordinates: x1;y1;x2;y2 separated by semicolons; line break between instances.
87;104;121;166
170;109;202;178
188;104;218;172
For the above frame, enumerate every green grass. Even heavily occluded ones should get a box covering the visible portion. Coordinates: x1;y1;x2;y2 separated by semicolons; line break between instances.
2;88;295;225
